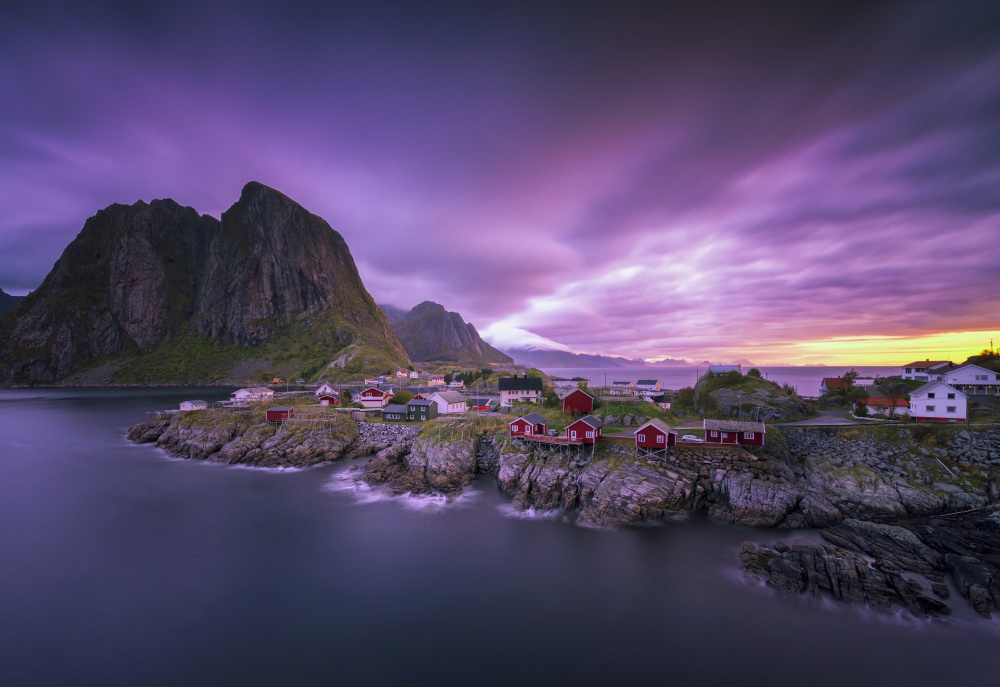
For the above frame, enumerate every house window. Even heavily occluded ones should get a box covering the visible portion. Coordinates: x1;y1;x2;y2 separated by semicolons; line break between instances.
928;393;935;398
744;432;754;439
638;433;645;441
947;406;957;413
586;431;594;438
657;435;664;442
948;393;955;399
926;405;935;412
571;431;577;439
710;430;718;437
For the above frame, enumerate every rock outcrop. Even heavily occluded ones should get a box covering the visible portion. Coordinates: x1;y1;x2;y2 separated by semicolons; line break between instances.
740;541;950;618
382;300;512;366
0;182;410;385
361;434;479;495
127;406;359;468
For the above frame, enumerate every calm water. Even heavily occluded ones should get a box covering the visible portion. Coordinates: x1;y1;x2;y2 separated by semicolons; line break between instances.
1;388;998;686
544;366;900;396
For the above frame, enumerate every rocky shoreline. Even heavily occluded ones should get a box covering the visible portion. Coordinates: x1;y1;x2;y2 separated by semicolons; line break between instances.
128;410;1000;618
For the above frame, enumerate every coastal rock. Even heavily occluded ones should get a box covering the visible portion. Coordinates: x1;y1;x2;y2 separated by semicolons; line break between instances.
739;541;950;618
361;435;479;496
127;408;358;468
820;519;944;574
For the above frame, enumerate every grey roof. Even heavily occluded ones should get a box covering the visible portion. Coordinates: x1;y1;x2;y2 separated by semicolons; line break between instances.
911;380;963;397
637;379;658;385
267;407;293;412
572;415;604;429
703;419;766;433
431;391;468;404
512;412;547;425
237;387;274;394
408;399;434;407
635;418;676;434
382;404;409;414
183;400;207;405
558;388;593;399
469;398;492;405
498;376;543;391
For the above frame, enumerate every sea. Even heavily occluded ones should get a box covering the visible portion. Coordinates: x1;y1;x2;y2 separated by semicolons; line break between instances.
542;366;901;396
1;387;998;686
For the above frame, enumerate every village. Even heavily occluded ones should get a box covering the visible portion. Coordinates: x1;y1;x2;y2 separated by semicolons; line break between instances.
169;351;1000;460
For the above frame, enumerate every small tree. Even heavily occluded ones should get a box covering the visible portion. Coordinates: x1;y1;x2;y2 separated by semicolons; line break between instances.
871;400;888;417
843;368;859;385
444;372;454;385
747;368;762;378
340;390;354;406
407;364;414;371
854;400;869;416
391;390;414;405
543;389;559;408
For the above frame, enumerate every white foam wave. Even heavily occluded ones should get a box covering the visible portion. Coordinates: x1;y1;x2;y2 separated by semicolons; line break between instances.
323;469;481;511
496;503;563;520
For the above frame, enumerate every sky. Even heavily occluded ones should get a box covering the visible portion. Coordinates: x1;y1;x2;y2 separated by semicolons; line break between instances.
1;0;998;365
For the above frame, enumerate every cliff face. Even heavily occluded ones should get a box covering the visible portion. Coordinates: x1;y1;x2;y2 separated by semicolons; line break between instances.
0;182;409;385
383;300;512;365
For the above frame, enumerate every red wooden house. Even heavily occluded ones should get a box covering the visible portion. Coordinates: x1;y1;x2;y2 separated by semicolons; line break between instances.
703;419;765;446
566;416;603;444
559;388;594;414
318;395;340;406
509;413;548;437
360;387;392;408
634;419;677;450
266;407;294;423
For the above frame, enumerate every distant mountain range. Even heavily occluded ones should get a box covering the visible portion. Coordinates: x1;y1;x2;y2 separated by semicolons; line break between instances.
0;288;24;316
381;301;512;366
500;347;710;368
0;182;409;385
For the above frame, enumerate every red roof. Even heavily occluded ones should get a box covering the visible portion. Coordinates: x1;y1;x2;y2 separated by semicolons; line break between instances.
822;377;851;389
859;397;909;406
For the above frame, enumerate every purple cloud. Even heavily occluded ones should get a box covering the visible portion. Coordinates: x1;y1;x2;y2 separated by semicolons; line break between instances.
1;0;998;362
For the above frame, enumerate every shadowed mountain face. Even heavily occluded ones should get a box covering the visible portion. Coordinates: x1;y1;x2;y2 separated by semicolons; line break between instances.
0;182;409;385
383;301;512;366
0;288;25;316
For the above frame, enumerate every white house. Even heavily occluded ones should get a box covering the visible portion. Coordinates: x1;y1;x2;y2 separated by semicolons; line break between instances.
909;381;967;422
179;400;207;411
315;383;337;397
498;375;544;406
409;371;420;379
942;364;1000;396
448;378;465;388
636;379;661;391
396;370;409;378
900;360;952;381
612;381;633;388
428;391;468;415
856;397;910;416
707;364;742;374
233;387;274;403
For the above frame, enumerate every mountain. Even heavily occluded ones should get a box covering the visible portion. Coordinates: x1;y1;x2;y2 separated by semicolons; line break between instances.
0;288;24;316
501;347;642;368
382;301;512;366
0;182;409;385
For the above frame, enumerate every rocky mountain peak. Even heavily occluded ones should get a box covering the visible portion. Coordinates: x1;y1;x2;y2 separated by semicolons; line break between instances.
382;300;512;366
0;183;409;385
